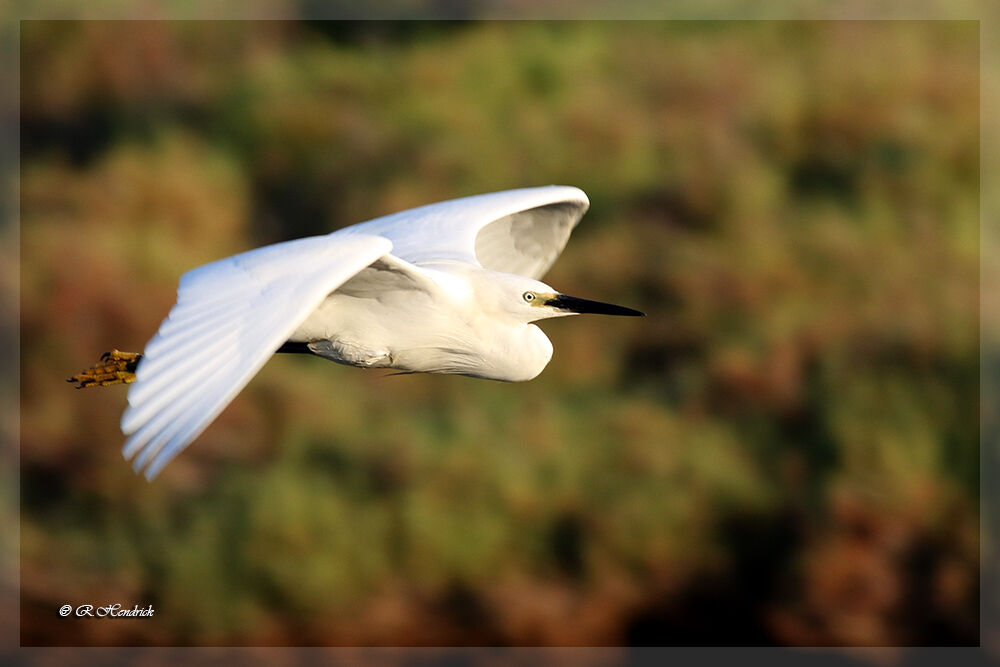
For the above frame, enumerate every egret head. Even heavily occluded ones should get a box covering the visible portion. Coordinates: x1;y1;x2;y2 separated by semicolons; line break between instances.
489;273;644;323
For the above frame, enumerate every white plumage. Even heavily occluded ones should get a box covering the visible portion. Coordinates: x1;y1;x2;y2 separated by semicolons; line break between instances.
121;186;642;479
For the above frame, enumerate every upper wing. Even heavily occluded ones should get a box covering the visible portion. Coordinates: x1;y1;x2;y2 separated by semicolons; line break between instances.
346;185;590;279
120;232;393;480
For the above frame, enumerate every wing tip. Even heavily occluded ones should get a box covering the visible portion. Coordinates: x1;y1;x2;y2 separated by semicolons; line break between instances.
538;184;589;210
519;185;590;225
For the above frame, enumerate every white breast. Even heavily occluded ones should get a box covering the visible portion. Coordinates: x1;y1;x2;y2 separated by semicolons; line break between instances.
293;292;553;382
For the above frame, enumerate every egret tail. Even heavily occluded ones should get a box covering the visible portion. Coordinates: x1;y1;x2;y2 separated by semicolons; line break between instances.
68;350;143;388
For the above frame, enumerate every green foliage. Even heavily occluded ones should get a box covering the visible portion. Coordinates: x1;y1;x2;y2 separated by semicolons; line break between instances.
20;20;978;646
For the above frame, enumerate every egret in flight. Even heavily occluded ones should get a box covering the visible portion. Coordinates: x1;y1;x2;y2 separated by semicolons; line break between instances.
69;186;643;479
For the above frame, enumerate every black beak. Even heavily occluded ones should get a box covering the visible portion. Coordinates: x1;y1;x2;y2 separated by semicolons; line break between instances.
545;294;645;317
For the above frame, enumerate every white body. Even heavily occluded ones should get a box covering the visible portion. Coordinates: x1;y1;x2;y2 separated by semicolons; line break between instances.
292;262;555;382
120;186;623;479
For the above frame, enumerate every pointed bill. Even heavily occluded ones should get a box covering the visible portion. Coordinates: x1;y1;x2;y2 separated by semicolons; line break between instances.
544;294;644;317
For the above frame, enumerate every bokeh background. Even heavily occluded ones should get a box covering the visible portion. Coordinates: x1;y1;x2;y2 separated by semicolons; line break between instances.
19;20;979;646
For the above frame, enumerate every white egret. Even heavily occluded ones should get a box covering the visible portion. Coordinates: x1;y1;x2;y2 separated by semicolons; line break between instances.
70;186;643;479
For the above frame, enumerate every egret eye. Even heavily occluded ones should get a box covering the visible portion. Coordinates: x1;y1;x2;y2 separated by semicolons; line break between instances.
523;292;536;303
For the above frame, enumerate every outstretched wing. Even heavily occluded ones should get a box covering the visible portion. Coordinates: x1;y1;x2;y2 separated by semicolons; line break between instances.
121;232;392;480
347;185;589;279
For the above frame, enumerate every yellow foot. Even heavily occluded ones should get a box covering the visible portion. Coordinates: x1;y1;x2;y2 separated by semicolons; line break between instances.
67;350;143;388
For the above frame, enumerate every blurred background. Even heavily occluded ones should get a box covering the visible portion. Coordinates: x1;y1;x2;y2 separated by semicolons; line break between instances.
19;20;979;646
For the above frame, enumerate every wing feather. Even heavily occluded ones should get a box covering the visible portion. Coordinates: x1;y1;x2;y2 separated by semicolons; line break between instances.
348;185;589;279
121;232;392;479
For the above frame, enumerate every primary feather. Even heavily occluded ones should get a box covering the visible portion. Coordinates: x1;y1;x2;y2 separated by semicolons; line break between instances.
349;185;588;277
